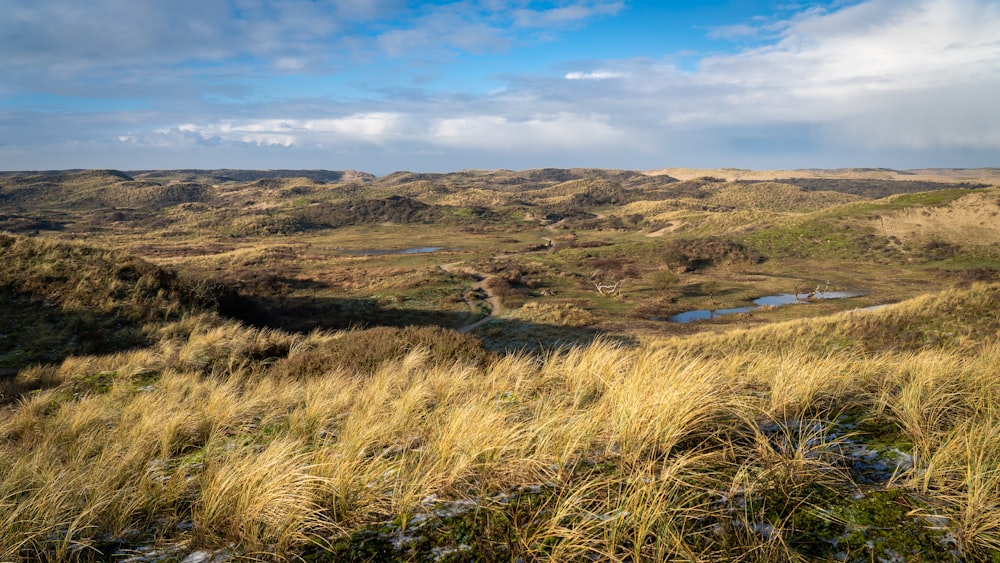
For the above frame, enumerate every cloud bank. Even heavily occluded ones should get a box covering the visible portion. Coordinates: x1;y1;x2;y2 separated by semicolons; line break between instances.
1;0;997;172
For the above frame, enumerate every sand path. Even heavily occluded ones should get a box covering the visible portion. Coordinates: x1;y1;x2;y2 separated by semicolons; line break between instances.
439;262;504;334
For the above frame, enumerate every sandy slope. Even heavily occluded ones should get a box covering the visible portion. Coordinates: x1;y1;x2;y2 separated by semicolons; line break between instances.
880;191;1000;246
646;167;1000;184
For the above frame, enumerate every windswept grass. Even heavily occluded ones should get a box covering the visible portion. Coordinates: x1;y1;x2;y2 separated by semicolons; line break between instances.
0;234;232;369
2;284;999;560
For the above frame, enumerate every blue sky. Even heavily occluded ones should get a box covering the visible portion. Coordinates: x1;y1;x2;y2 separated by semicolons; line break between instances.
1;0;998;174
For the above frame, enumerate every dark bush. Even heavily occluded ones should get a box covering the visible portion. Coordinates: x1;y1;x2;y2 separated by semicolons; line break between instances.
272;326;495;377
483;276;524;299
295;196;444;228
923;239;959;261
568;182;633;207
663;238;765;271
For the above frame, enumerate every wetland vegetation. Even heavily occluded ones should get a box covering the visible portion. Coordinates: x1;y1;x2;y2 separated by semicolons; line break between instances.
2;166;1000;561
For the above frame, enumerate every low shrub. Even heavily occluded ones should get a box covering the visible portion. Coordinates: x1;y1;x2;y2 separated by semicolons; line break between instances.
662;237;765;271
272;326;495;377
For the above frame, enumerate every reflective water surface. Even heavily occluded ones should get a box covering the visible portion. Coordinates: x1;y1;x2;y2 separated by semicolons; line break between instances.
341;247;445;256
667;291;864;323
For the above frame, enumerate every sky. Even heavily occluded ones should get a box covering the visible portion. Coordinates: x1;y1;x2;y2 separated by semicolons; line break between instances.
1;0;999;175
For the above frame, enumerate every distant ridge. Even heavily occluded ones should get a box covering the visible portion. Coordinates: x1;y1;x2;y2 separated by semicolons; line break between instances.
0;168;377;183
3;167;997;185
0;168;134;180
646;167;1000;184
128;169;377;183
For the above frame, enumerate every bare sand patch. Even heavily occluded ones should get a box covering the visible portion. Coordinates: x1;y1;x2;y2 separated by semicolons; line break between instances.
645;167;1000;185
879;191;1000;246
645;222;687;237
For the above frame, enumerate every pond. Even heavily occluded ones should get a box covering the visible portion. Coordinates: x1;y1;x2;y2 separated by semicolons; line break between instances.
341;247;445;256
665;291;865;323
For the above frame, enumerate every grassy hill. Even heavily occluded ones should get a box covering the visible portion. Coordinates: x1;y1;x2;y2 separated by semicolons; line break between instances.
2;279;1000;561
2;167;1000;561
0;234;235;371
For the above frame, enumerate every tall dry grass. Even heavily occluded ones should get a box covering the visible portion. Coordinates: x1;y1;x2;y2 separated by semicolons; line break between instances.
2;284;1000;560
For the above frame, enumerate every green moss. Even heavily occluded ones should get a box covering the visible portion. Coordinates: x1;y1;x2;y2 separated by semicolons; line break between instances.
851;415;913;454
257;421;289;442
130;368;160;388
318;525;399;562
72;370;117;394
304;488;561;562
833;490;953;562
313;506;518;562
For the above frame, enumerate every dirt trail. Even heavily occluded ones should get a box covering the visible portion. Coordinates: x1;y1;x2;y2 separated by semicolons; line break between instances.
439;262;503;334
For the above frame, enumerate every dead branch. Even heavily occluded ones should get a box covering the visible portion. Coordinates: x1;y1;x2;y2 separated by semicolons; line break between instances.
593;279;623;296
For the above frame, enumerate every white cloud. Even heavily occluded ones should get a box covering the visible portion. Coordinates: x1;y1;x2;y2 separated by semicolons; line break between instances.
377;12;510;57
0;0;334;71
133;113;419;149
693;0;1000;148
304;113;409;139
273;57;307;71
511;1;624;28
116;127;222;147
371;1;626;58
330;0;406;21
121;111;628;154
712;23;764;41
565;70;626;80
429;113;625;150
0;0;627;86
107;0;1000;171
557;0;1000;151
715;0;1000;90
6;0;999;172
827;84;1000;150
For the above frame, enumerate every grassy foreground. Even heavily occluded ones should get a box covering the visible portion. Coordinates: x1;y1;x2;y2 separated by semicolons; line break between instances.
3;284;1000;561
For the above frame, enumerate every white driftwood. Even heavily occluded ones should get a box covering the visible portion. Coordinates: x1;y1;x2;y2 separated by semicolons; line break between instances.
593;280;623;296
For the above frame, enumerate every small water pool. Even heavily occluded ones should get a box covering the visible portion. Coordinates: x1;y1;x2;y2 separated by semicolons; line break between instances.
666;291;865;323
341;247;445;256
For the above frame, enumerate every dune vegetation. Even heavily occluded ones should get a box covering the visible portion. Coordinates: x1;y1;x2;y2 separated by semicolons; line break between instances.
2;167;1000;561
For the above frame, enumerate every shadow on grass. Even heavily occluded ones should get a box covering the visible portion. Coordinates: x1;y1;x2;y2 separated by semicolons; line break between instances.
1;284;637;402
0;293;149;371
222;294;637;354
474;318;638;354
0;292;153;402
221;294;472;333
